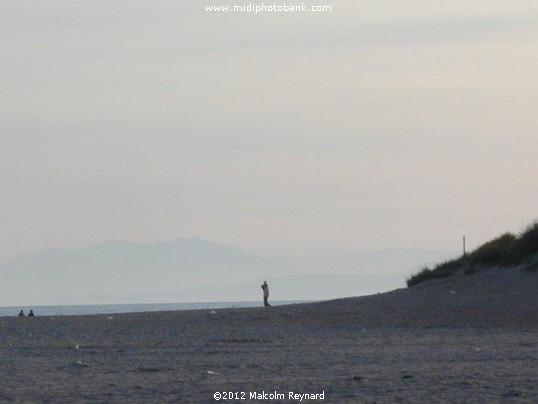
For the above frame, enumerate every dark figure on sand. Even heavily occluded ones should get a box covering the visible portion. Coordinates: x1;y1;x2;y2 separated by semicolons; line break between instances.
18;310;25;317
28;310;34;317
261;281;270;307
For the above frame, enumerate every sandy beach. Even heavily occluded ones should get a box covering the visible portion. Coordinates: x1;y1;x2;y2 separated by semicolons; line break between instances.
0;268;536;403
3;1;537;402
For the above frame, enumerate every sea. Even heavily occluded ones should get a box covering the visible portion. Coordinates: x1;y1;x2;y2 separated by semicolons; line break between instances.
0;300;308;317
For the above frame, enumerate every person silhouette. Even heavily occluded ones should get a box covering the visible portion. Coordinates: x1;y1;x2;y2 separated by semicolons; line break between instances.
261;281;270;307
28;310;35;317
18;310;25;317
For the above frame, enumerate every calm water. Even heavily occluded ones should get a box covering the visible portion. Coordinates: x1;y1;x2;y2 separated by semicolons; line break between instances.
0;300;307;317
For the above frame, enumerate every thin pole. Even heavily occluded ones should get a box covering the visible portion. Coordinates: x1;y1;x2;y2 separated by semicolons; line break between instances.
463;235;466;256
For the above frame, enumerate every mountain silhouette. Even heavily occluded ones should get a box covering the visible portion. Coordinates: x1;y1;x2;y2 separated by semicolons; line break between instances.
0;237;454;305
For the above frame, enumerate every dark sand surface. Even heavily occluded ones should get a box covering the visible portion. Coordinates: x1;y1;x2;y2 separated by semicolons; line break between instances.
0;268;536;403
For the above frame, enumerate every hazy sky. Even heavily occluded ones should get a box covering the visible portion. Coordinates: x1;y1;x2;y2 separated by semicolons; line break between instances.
1;1;537;261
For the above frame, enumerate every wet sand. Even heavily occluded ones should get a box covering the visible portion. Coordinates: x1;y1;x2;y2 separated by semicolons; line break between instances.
0;268;536;402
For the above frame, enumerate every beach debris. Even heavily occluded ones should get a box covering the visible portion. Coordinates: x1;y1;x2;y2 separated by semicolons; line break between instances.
351;376;363;382
108;316;114;320
138;366;160;372
207;370;220;375
210;310;216;315
401;375;413;379
474;347;482;352
75;344;80;350
74;360;90;367
449;290;456;294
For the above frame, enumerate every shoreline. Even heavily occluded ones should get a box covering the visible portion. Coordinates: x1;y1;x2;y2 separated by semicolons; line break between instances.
0;299;313;318
0;268;536;402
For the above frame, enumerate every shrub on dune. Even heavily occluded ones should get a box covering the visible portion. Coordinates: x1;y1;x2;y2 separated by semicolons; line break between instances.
407;220;538;287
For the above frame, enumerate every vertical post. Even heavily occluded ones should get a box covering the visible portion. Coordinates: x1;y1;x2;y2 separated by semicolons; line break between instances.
462;234;471;274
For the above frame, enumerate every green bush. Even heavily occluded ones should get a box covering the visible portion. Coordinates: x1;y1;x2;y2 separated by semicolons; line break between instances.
407;220;537;287
432;257;465;276
406;267;433;287
469;233;516;266
504;221;538;265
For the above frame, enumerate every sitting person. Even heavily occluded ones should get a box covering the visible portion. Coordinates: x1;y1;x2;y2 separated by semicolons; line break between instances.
18;310;25;317
28;310;35;317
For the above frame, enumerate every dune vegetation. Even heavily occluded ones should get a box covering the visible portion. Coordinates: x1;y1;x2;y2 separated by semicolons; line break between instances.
407;220;538;287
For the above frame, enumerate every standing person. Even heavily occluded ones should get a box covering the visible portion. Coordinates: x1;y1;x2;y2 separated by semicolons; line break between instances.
261;281;270;307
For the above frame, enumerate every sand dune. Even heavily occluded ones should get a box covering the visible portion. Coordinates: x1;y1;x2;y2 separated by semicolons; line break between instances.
0;268;536;402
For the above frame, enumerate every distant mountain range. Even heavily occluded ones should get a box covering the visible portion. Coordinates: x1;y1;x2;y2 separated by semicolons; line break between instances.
0;237;456;305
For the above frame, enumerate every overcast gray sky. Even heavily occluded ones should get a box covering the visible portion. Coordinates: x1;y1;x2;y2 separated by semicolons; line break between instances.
1;1;537;260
